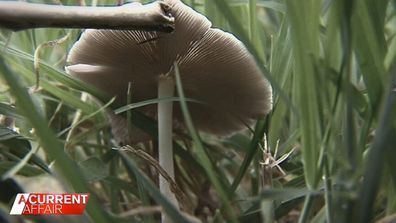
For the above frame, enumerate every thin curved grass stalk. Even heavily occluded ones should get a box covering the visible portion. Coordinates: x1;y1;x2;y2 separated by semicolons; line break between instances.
33;33;70;90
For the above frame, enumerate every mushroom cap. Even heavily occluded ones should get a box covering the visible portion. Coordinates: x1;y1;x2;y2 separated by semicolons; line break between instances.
66;0;272;139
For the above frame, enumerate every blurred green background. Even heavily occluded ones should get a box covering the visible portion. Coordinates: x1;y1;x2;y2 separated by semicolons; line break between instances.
1;0;396;222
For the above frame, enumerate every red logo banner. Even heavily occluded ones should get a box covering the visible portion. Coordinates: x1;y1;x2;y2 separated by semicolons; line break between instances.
10;193;90;215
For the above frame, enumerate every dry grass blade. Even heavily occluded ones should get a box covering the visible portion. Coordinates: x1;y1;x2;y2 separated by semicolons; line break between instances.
117;145;191;213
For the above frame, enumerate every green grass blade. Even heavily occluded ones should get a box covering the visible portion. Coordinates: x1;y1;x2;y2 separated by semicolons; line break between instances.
173;63;236;222
354;63;396;223
286;0;322;189
0;56;110;223
230;118;266;192
115;97;202;114
351;0;387;110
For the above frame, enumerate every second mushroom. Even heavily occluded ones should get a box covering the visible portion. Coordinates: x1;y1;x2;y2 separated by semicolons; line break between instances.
66;0;272;221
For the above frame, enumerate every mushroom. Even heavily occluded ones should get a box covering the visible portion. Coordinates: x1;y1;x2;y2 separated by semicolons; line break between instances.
66;0;272;221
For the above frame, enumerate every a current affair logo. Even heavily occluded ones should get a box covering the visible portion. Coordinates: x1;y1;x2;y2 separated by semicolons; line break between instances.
10;193;90;215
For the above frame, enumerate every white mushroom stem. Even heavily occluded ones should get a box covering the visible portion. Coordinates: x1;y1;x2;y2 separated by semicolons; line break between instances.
157;74;179;222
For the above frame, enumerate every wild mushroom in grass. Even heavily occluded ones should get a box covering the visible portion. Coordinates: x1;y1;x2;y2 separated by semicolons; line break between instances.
66;0;272;220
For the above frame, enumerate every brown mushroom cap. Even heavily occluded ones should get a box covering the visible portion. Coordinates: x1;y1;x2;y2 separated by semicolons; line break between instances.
66;0;272;138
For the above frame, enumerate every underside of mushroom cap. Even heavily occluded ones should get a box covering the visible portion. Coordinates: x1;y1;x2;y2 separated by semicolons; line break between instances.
175;28;272;136
66;0;272;140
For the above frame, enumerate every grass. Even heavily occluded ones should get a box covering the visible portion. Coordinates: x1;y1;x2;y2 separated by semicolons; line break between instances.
0;0;396;222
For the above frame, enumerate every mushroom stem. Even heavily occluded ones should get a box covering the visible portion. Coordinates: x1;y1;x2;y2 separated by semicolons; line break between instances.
157;74;178;222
